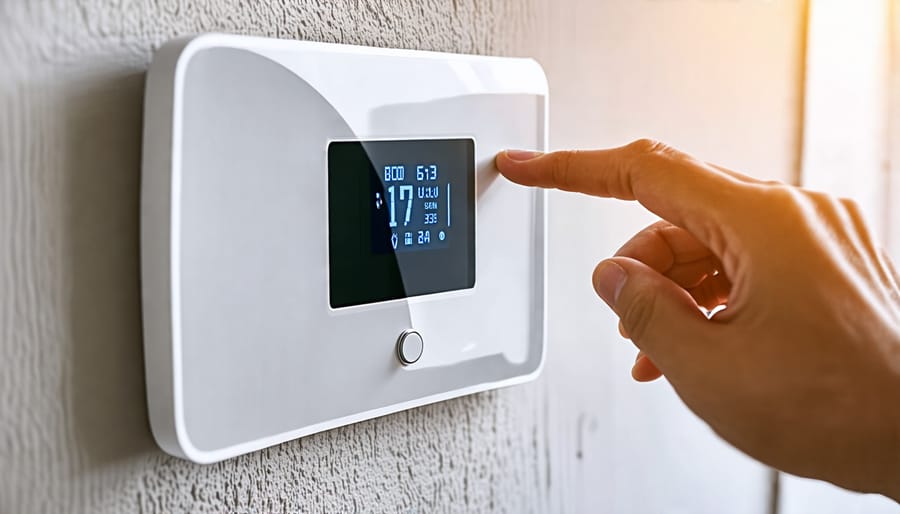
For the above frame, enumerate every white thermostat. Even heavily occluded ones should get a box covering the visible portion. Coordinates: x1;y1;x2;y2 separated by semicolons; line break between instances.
141;33;547;463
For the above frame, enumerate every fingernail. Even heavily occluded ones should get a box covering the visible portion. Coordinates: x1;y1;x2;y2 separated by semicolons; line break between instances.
505;149;543;161
594;261;627;307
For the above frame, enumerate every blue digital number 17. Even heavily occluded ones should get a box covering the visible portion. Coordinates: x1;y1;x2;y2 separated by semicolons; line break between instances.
388;185;414;228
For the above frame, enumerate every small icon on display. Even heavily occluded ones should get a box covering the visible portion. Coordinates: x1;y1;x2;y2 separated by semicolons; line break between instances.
439;230;446;241
391;233;398;249
404;232;413;246
374;192;383;210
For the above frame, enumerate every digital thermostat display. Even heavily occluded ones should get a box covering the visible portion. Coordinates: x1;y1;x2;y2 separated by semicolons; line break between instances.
328;139;475;309
373;163;451;253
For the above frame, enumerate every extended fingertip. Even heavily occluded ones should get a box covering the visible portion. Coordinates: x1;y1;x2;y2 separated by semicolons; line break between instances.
503;149;544;162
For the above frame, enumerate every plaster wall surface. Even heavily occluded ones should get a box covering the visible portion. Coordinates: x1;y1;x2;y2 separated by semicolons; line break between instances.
0;1;804;512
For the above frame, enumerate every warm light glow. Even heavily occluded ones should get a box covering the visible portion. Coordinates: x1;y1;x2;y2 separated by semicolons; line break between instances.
802;0;891;238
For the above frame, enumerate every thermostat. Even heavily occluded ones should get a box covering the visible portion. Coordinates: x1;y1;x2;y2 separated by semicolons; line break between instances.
141;34;548;463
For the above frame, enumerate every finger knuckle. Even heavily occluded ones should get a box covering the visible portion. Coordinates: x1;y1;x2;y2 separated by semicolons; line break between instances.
807;190;846;223
627;138;672;157
839;197;862;216
763;184;806;215
620;290;657;343
805;190;832;205
758;186;841;240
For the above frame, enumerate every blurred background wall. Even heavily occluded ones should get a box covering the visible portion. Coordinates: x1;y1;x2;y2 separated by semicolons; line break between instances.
0;0;895;512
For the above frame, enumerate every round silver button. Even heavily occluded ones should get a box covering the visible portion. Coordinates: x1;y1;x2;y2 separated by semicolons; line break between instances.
396;330;424;365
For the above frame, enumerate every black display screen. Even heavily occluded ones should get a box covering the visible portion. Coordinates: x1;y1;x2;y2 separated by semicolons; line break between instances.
328;139;476;308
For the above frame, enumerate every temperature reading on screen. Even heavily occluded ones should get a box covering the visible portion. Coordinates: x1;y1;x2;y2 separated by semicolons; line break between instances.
386;183;413;228
376;163;452;252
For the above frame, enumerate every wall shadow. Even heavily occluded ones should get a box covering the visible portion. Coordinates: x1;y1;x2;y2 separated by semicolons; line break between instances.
63;67;158;466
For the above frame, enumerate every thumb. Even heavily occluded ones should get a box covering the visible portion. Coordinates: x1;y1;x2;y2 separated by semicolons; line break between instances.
592;257;715;374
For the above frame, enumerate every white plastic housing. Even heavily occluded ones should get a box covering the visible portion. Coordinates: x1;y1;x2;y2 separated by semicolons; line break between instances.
141;34;548;463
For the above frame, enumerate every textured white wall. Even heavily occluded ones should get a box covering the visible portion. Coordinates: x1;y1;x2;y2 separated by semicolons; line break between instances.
0;1;805;512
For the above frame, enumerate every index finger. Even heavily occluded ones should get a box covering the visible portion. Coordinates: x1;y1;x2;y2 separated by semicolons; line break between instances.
495;139;748;250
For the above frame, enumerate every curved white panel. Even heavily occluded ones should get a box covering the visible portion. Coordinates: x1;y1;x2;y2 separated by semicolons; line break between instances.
141;34;548;463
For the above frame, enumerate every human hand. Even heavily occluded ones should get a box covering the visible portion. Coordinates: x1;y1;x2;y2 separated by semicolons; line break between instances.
496;140;900;499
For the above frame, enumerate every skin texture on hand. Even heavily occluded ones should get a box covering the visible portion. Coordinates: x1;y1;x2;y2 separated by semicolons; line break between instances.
496;140;900;500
